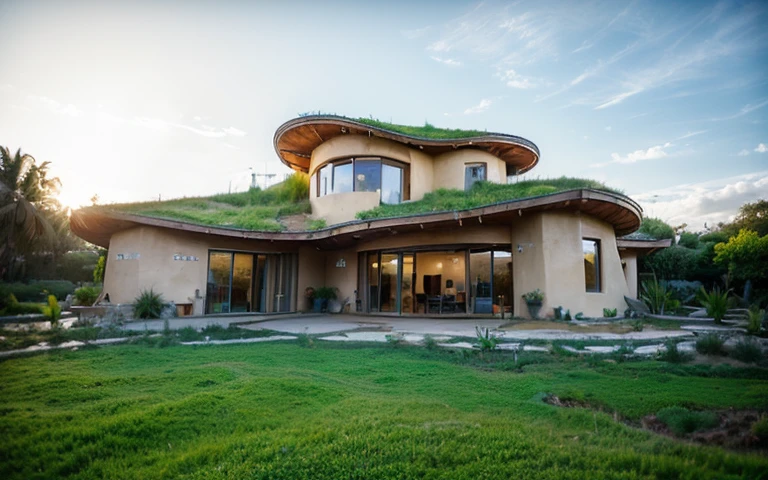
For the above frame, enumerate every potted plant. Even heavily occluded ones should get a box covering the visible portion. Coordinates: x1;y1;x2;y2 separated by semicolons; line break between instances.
314;287;337;313
305;287;316;311
522;289;544;319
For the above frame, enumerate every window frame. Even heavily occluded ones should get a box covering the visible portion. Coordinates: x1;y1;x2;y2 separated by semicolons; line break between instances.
582;238;601;293
313;157;408;203
464;162;487;190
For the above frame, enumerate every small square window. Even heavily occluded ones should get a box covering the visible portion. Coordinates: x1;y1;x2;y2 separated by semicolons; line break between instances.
464;163;486;190
583;239;601;292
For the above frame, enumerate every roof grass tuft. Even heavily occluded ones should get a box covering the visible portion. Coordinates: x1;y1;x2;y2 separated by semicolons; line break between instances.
356;177;623;220
92;173;310;231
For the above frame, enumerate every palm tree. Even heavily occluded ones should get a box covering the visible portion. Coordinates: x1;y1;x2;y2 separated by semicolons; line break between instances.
0;146;59;280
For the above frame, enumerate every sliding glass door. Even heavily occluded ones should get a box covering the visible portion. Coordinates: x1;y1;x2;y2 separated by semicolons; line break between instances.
206;251;296;314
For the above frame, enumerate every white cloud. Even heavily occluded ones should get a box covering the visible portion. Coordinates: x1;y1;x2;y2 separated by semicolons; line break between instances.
593;142;672;167
738;149;750;156
29;95;82;117
463;99;492;115
675;130;707;140
223;126;247;137
755;143;768;153
711;99;768;121
632;171;768;229
427;40;451;52
430;56;462;67
193;116;202;121
499;69;536;89
594;87;644;110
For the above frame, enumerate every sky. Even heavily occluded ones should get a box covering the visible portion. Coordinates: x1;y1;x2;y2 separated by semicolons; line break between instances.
0;0;766;231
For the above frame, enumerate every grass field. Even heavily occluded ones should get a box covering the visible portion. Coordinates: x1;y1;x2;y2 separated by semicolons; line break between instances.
1;341;767;479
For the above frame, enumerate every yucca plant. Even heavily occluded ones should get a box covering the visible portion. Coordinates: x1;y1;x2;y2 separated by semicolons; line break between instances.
133;288;165;319
475;326;499;352
640;279;673;314
697;286;729;324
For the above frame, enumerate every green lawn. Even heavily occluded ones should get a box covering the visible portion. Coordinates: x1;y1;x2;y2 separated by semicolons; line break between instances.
1;342;767;479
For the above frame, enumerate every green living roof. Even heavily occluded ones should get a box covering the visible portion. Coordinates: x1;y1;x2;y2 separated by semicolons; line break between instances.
87;176;624;232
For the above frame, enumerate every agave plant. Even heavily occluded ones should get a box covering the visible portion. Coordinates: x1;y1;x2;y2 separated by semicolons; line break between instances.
133;288;165;319
697;286;730;324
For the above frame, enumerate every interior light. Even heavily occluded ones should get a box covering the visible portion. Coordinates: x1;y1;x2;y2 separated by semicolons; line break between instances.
372;262;379;268
389;259;398;265
437;262;443;269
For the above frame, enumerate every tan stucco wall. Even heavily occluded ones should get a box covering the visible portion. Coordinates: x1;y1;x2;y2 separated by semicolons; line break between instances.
297;246;326;312
510;215;547;318
324;249;358;309
104;226;209;309
104;226;297;313
620;251;638;299
510;212;629;318
310;191;380;225
433;150;508;190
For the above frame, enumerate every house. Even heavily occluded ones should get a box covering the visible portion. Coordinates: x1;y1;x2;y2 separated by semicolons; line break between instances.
70;115;670;318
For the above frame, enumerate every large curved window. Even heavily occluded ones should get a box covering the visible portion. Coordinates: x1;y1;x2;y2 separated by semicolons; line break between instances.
313;157;407;204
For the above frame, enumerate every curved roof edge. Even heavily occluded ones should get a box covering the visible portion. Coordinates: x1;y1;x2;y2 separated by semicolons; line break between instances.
273;115;541;174
71;189;642;250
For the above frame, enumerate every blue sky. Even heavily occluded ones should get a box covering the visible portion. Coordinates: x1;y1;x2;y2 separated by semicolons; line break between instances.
0;0;766;230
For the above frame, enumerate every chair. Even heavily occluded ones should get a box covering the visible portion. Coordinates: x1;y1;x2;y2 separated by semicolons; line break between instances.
415;294;427;313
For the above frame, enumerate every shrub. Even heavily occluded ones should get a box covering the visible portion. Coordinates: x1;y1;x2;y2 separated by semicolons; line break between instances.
697;286;729;324
752;414;768;441
93;255;106;283
423;334;438;350
731;339;763;363
73;286;102;306
657;339;691;363
602;308;617;318
133;289;165;319
631;320;644;332
522;289;544;303
177;326;200;342
695;334;725;356
42;295;61;322
0;294;44;316
663;280;703;305
638;217;675;241
0;281;76;303
475;326;499;352
747;306;765;335
656;406;719;436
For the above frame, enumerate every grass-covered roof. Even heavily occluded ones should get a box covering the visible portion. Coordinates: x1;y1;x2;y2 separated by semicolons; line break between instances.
87;176;624;232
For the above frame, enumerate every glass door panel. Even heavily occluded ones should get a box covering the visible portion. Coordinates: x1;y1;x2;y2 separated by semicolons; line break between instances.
470;250;492;313
206;252;232;314
367;253;380;312
253;254;267;313
379;253;398;312
401;254;414;314
230;253;253;313
492;250;513;312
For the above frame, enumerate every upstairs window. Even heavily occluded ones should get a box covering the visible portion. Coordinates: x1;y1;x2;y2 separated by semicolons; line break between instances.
583;239;601;292
333;161;353;194
465;163;486;190
315;157;406;204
